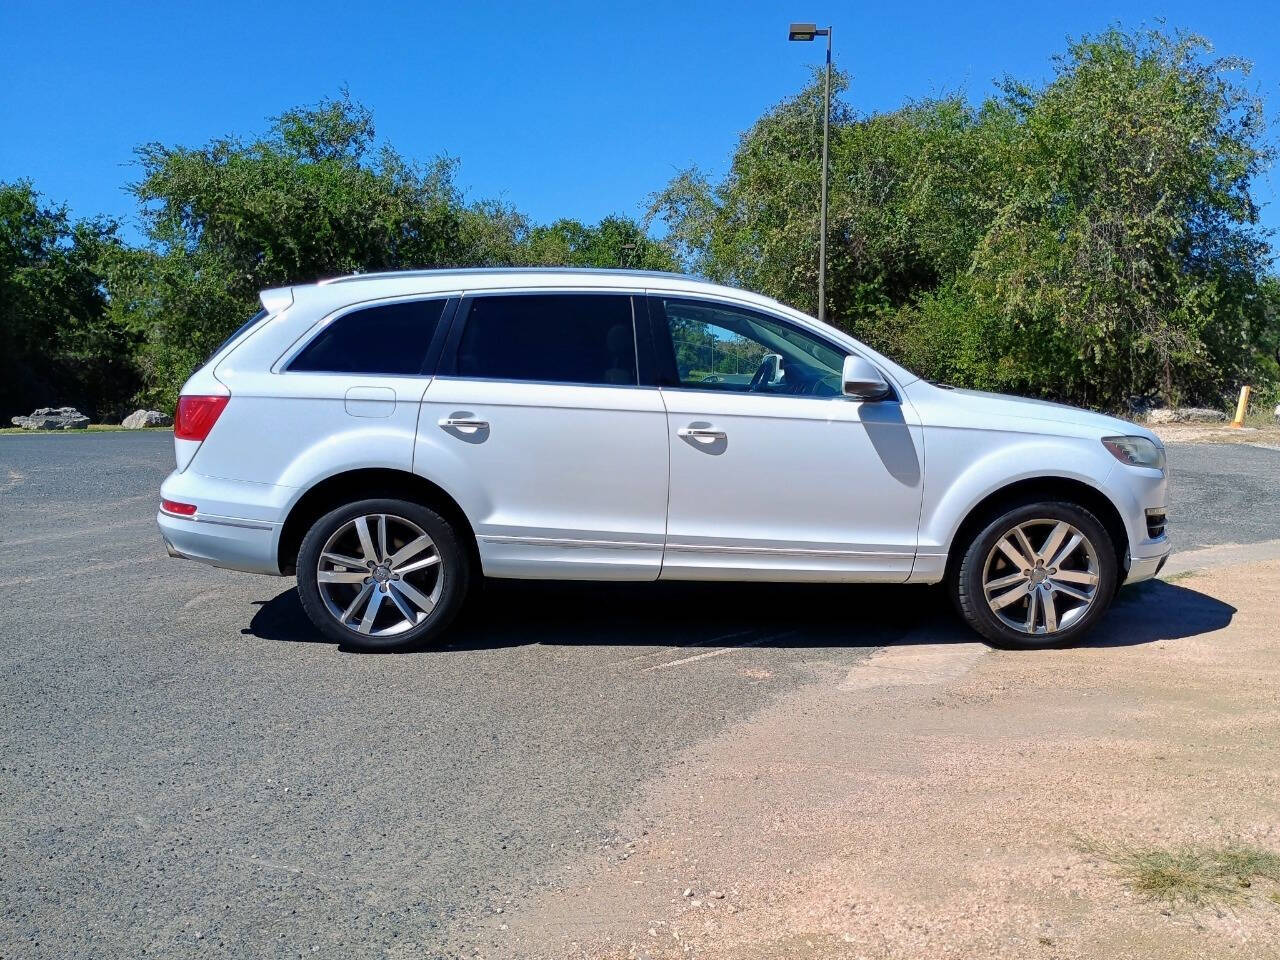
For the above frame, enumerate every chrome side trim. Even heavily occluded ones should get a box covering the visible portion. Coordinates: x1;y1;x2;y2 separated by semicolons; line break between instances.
160;509;274;531
665;543;911;559
429;375;656;393
479;535;659;551
198;515;274;531
478;535;912;560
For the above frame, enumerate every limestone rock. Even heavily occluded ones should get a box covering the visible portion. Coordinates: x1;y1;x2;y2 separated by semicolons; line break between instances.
10;407;90;430
1146;407;1227;425
121;409;173;429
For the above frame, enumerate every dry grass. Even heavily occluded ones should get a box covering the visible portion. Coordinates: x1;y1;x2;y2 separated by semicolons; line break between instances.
1079;838;1280;908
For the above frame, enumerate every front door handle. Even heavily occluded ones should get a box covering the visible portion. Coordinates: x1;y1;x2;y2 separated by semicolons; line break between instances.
677;425;727;441
438;417;489;431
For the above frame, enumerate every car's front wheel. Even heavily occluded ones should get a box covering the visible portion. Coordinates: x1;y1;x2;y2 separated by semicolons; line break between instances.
953;500;1119;649
296;498;471;651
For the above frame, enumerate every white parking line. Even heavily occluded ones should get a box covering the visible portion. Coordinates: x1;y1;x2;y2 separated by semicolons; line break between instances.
641;630;797;673
603;629;759;667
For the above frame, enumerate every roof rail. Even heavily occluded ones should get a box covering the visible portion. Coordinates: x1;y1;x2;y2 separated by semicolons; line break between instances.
317;266;696;285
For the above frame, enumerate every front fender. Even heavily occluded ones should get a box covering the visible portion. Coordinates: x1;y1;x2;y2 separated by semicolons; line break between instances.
918;428;1121;562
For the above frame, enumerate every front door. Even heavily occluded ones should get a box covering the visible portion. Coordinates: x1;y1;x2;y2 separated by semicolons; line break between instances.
648;295;924;581
417;291;669;580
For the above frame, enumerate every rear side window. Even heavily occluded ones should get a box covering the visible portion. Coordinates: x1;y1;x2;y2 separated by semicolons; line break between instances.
289;299;448;375
453;294;637;386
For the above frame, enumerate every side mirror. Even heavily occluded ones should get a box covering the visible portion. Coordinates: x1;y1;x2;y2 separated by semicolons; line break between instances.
842;354;890;400
760;353;783;385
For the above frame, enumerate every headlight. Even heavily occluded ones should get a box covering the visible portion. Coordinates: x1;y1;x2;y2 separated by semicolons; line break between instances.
1102;436;1165;471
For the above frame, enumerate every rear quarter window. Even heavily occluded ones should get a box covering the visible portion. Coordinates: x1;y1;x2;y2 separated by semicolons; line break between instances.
289;299;448;375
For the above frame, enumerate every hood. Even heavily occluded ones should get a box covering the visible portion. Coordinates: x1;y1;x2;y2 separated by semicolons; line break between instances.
914;384;1154;440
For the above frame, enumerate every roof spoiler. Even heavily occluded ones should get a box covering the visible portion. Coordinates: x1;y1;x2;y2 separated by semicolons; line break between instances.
259;286;295;314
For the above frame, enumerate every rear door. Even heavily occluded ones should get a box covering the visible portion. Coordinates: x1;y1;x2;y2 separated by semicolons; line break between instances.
416;291;669;580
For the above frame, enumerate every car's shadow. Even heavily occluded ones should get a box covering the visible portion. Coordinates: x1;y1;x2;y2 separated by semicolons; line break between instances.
244;576;1235;654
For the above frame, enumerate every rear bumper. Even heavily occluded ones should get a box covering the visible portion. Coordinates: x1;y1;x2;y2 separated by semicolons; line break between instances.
158;469;286;575
158;510;281;575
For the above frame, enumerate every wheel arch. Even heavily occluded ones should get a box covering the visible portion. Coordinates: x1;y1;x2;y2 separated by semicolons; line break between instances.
943;476;1129;584
277;468;478;576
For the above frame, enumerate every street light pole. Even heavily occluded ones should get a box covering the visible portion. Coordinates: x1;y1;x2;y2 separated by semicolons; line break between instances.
818;26;831;324
788;23;833;323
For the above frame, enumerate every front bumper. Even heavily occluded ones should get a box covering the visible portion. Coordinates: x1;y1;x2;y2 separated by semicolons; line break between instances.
1124;543;1170;584
1100;459;1170;586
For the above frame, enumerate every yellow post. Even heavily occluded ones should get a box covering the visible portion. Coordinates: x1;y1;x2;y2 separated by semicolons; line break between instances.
1230;385;1252;428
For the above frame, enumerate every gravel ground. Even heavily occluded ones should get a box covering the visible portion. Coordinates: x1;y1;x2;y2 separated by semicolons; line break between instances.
0;432;1275;958
1164;441;1280;549
512;559;1280;959
0;433;892;959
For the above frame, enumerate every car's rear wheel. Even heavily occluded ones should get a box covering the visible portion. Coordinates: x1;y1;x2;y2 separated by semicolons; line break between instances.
953;500;1118;649
296;498;471;651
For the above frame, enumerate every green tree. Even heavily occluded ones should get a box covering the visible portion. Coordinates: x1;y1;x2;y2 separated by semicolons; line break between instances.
0;181;134;421
114;93;678;407
520;215;678;270
652;27;1277;409
115;93;522;406
964;28;1274;406
649;75;1005;326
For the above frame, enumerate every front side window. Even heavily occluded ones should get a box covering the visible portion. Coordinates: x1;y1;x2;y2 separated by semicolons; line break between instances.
289;299;448;375
454;294;637;386
653;298;845;396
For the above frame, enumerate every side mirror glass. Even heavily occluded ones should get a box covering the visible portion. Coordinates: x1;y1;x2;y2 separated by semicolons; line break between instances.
761;353;783;385
842;354;890;400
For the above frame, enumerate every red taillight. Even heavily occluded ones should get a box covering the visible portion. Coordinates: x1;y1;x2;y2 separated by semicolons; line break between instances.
174;394;229;441
161;499;197;516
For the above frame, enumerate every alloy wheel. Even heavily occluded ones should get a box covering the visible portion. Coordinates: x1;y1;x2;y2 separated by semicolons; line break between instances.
315;513;443;636
981;519;1100;635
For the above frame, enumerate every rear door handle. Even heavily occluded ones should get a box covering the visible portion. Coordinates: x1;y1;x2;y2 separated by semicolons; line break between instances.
438;417;489;431
677;425;727;441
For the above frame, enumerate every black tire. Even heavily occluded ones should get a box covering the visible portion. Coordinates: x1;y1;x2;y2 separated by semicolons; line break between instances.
296;497;471;652
952;499;1118;649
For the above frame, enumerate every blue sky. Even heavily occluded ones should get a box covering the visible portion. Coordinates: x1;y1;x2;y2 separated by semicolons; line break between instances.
2;0;1277;243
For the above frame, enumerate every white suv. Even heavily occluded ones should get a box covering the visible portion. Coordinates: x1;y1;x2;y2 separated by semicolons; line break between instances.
158;269;1169;651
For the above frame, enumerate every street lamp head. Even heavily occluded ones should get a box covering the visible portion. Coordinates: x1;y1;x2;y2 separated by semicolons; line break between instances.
788;22;819;41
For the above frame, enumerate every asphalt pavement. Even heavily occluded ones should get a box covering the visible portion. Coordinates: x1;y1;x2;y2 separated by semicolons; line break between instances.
0;432;1275;958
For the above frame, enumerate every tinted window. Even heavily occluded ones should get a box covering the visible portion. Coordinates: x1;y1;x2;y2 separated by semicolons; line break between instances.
654;298;845;396
289;299;447;375
455;294;637;386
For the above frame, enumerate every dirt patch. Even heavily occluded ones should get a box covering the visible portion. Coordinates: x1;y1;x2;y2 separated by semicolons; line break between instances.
506;561;1280;959
1148;422;1280;446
